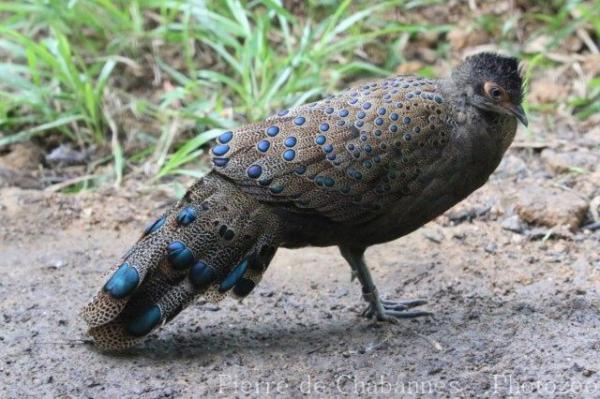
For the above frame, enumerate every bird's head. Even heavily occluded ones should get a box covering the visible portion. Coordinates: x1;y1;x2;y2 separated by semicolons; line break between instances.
452;52;527;127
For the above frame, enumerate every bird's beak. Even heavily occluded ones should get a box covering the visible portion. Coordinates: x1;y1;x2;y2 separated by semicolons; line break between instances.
506;104;528;127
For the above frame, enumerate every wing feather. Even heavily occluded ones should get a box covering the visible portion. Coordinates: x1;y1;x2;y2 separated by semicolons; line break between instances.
211;76;451;222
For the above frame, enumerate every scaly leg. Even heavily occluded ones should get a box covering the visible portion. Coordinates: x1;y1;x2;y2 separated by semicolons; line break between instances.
339;246;432;322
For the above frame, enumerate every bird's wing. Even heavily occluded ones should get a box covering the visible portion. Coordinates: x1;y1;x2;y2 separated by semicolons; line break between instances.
211;76;452;223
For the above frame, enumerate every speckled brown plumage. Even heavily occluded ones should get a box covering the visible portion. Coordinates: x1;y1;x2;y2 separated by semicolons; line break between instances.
82;52;527;350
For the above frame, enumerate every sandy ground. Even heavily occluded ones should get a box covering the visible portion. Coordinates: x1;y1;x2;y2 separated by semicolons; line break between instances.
1;152;599;398
1;104;600;399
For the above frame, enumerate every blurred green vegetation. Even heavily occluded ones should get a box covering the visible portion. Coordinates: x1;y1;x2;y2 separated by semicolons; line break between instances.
0;0;598;188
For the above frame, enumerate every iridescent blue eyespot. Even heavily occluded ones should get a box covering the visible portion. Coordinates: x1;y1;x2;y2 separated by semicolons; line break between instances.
404;116;411;124
278;109;289;116
270;183;284;194
247;164;262;178
213;158;229;167
218;131;233;144
257;140;270;152
339;109;349;117
167;241;195;270
294;165;306;175
267;126;280;137
323;144;333;153
434;95;443;104
315;135;326;145
190;261;217;287
389;125;398;133
325;107;334;114
219;259;249;293
212;144;230;156
375;118;384;126
233;278;256;297
294;116;306;126
362;102;371;110
357;111;366;119
283;149;296;161
378;108;386;115
259;178;272;186
103;263;139;299
126;305;161;337
320;123;329;131
284;137;297;147
144;216;165;236
347;168;361;180
390;113;399;121
176;207;197;226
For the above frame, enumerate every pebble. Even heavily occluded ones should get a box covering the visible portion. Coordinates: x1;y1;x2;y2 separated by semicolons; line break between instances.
484;243;497;254
423;228;445;243
541;149;599;174
513;184;589;231
501;215;525;233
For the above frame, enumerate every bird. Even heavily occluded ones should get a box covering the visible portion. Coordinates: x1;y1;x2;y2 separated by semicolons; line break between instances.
82;52;527;350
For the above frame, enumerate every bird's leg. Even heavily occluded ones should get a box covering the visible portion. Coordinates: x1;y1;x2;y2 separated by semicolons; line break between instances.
339;246;432;322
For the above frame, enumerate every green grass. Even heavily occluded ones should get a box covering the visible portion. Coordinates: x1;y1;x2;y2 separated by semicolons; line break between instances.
0;0;598;189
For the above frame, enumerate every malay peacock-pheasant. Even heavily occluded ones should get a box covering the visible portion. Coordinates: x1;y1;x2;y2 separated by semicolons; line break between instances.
82;52;527;350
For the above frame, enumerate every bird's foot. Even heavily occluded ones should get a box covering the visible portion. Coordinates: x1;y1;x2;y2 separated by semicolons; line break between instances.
361;291;432;322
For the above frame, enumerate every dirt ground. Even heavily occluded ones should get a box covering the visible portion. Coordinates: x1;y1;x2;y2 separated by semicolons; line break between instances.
1;125;600;398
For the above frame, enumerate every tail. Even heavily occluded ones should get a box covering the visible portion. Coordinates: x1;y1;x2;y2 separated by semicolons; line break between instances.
81;174;280;350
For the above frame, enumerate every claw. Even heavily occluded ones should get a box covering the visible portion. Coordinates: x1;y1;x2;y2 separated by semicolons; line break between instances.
361;296;431;321
383;310;433;319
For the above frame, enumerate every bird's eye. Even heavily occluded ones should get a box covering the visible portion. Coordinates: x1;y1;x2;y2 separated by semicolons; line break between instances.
483;81;507;101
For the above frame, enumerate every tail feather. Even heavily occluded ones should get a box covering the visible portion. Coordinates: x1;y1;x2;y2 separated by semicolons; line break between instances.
81;174;280;350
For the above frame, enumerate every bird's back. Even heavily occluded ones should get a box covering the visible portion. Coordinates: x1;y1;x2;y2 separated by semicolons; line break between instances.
209;75;505;247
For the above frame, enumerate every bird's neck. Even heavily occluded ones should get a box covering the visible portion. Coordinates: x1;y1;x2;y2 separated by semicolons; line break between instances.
439;80;517;175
